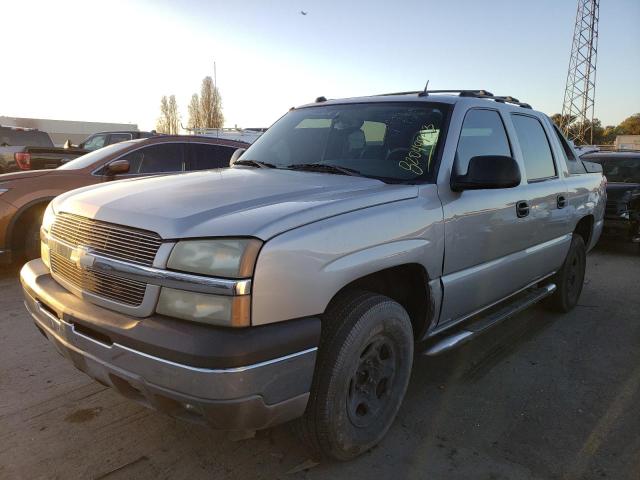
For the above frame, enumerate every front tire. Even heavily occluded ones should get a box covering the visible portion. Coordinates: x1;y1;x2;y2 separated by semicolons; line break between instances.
545;234;586;312
298;291;414;461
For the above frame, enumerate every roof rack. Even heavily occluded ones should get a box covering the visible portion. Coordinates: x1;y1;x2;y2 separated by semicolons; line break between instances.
374;89;532;109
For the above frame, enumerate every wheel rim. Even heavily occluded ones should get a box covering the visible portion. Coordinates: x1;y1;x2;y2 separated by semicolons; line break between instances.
346;335;397;428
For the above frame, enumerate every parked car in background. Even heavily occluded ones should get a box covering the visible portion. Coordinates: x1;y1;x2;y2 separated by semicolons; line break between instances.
20;90;605;460
0;125;86;173
73;130;158;152
0;135;247;263
581;151;640;247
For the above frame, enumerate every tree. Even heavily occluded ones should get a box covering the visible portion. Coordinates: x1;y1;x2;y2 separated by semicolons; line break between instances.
156;95;180;134
187;93;203;130
618;113;640;135
167;95;180;134
199;76;224;128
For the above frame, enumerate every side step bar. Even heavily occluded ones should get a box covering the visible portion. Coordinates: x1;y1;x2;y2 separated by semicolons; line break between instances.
424;283;557;356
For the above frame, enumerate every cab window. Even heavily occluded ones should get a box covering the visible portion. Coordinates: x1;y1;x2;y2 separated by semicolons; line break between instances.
119;143;184;174
511;114;557;181
456;109;511;174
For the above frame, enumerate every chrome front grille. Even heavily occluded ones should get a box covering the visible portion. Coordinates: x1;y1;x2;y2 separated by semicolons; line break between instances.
50;251;147;306
51;213;162;266
49;213;163;307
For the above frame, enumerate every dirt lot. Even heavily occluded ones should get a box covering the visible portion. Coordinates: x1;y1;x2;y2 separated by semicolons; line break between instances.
1;241;639;480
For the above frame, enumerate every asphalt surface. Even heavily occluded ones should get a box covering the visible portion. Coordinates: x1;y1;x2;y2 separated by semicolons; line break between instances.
0;241;639;480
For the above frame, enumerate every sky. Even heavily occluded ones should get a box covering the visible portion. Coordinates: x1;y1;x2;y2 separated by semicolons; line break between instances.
1;0;638;130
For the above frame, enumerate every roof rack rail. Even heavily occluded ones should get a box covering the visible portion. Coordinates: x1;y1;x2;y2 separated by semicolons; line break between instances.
374;89;532;108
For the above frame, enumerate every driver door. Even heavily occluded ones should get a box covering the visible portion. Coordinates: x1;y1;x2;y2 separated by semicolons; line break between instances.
437;108;535;326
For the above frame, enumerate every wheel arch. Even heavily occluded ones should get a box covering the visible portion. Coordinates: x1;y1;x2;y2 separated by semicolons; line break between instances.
9;197;54;252
323;263;437;340
574;214;594;248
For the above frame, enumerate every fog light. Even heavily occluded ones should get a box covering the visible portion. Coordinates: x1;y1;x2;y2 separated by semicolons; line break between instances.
156;287;250;327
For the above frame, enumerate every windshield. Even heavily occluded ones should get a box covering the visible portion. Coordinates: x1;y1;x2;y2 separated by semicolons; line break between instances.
239;102;449;182
57;140;141;170
596;157;640;183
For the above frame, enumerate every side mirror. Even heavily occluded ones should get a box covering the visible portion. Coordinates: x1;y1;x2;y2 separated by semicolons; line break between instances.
451;155;521;191
229;148;246;167
106;159;130;175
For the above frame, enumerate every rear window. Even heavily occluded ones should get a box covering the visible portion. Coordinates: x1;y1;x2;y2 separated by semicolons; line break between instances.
0;128;53;148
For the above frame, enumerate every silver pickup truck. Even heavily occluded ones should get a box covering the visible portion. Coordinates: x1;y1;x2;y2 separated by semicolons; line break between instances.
20;90;605;460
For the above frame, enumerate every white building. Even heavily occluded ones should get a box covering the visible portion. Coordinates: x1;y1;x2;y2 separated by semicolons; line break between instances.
615;135;640;151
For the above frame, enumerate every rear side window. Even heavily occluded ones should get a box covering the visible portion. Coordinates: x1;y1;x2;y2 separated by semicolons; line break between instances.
511;115;556;181
189;143;236;170
552;125;586;174
121;143;184;174
456;109;511;174
107;133;133;145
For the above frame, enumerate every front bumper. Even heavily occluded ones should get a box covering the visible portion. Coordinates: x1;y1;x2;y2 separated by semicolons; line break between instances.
21;259;319;430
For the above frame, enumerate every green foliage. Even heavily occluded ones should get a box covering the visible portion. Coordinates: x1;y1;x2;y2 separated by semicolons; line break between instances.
549;112;640;145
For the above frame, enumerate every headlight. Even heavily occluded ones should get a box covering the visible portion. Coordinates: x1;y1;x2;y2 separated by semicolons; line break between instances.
41;241;51;269
0;188;8;195
42;203;56;233
167;238;262;278
40;203;55;269
156;288;251;327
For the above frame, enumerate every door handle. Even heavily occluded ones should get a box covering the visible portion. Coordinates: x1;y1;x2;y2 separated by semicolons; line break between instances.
516;200;530;218
557;195;567;209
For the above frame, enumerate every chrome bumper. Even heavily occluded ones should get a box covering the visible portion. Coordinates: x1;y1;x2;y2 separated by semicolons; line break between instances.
21;260;316;430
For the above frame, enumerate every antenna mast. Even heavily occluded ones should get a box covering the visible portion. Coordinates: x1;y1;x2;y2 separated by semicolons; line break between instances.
560;0;599;145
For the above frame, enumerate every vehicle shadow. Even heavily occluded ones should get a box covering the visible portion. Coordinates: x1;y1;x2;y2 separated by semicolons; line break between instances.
594;237;639;256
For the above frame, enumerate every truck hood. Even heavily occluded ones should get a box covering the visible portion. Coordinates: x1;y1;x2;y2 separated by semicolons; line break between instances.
53;168;418;240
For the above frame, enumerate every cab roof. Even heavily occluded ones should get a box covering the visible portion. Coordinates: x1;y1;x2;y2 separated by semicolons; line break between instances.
297;89;534;112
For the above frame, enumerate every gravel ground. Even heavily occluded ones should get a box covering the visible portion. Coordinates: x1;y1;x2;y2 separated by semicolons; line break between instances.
0;240;638;480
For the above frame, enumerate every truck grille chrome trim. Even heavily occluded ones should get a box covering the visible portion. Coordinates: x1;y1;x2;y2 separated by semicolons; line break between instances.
88;252;252;296
50;251;147;306
51;213;162;266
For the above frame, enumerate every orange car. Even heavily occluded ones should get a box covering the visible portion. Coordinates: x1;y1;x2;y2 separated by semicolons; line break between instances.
0;135;247;263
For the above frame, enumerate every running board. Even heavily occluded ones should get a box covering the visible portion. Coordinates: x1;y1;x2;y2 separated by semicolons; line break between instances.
424;283;557;356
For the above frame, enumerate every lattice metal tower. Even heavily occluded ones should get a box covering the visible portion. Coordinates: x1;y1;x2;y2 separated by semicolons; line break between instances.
560;0;599;145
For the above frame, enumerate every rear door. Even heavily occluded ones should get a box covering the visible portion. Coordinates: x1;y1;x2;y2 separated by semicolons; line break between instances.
186;142;237;170
509;113;571;274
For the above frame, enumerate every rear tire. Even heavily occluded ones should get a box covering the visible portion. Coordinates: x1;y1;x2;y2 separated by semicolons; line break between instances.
298;291;414;461
545;234;586;312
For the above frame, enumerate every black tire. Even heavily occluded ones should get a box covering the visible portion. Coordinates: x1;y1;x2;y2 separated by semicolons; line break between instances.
545;234;586;312
23;218;42;262
298;291;414;461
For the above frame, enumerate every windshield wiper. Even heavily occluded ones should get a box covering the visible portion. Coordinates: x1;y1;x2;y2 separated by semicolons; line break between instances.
286;163;361;177
234;159;277;169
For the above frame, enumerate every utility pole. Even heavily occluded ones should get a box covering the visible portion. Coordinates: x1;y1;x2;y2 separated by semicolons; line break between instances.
560;0;600;145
